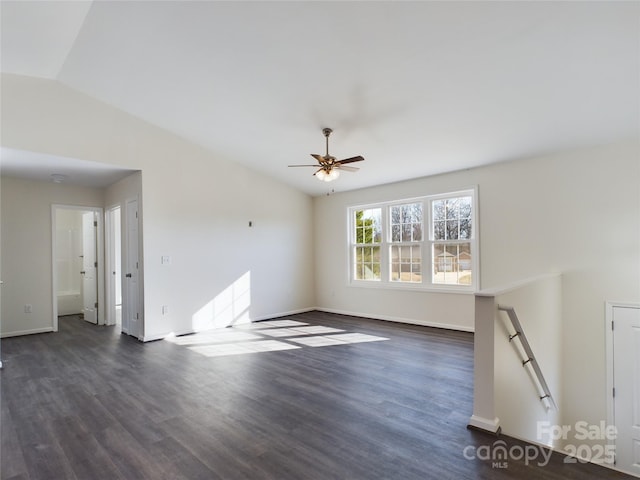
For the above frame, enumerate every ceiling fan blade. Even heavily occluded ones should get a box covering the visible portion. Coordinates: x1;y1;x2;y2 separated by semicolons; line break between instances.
288;164;322;167
336;165;359;172
311;154;325;163
336;155;364;165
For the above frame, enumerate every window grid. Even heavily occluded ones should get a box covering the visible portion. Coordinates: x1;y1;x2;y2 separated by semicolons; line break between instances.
353;208;382;281
389;203;423;283
430;195;473;286
350;190;476;290
390;245;422;283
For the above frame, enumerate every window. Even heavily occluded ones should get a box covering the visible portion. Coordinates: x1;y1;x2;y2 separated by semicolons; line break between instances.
390;203;422;283
349;189;477;290
353;208;382;281
431;195;473;285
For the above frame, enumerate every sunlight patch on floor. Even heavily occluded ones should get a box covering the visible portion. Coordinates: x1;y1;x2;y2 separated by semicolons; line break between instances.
290;326;344;334
290;333;388;347
165;330;261;346
257;328;311;337
190;339;301;357
287;335;350;347
166;319;389;358
233;319;309;329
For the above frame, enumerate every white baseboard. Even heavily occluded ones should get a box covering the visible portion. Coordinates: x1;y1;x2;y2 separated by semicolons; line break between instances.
500;430;633;476
468;415;501;434
315;307;475;333
251;307;316;322
143;328;194;342
142;305;473;342
1;327;54;338
141;307;317;342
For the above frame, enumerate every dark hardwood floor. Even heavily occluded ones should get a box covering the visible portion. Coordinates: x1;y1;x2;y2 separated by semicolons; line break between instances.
0;311;633;479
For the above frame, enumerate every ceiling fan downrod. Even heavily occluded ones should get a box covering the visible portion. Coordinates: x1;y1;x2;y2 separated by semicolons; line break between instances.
323;128;332;159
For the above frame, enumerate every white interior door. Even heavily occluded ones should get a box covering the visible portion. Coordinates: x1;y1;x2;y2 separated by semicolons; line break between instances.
81;211;98;324
613;305;640;476
123;199;140;338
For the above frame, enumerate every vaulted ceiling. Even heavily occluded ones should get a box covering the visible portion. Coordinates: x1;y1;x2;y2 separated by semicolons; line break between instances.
1;1;638;196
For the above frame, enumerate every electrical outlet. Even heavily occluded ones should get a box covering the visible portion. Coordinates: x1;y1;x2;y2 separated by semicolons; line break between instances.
161;255;171;265
162;305;169;315
24;304;33;314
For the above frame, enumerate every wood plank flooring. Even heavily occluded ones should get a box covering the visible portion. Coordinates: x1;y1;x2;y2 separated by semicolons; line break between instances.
0;311;633;479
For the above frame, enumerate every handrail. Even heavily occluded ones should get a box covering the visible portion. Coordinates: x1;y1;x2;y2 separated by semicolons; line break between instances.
498;305;557;411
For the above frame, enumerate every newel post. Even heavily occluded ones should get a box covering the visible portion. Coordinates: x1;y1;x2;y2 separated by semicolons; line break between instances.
468;293;501;434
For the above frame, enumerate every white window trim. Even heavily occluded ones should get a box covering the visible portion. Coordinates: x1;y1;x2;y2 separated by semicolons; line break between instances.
348;187;479;293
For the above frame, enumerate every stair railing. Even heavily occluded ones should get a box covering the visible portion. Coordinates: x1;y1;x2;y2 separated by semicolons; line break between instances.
498;305;557;411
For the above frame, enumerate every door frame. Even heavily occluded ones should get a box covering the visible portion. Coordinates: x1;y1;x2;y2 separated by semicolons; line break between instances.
105;204;122;328
605;301;640;473
51;204;105;331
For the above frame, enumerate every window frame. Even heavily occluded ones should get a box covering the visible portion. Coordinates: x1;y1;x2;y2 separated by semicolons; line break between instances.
348;187;478;293
352;207;383;282
388;201;423;284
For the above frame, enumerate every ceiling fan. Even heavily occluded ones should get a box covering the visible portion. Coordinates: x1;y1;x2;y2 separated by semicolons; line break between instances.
288;128;364;182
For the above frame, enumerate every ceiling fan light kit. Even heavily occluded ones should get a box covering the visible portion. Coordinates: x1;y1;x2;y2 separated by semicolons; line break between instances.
288;127;364;183
315;168;340;182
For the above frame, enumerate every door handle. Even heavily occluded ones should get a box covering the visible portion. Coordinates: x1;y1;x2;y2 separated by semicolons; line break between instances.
125;273;132;278
80;271;86;275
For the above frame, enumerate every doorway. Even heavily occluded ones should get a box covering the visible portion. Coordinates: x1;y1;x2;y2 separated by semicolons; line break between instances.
52;205;104;330
105;205;122;329
606;302;640;477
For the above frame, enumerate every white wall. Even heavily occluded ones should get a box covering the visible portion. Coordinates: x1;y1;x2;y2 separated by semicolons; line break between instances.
478;141;639;454
1;73;316;341
313;175;480;331
139;161;315;340
104;172;143;336
0;176;104;336
492;274;562;448
315;139;640;453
